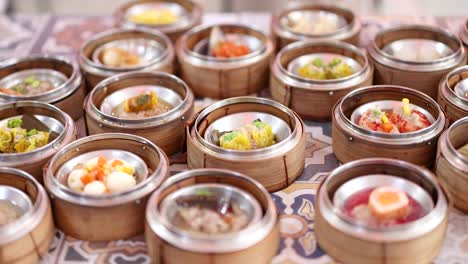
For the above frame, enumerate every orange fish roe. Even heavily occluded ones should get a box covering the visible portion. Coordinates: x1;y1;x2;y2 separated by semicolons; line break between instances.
212;41;250;58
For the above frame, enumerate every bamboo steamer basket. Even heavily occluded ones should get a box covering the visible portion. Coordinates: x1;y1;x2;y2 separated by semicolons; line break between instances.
438;65;468;124
44;133;169;241
315;158;448;264
0;55;86;120
0;101;76;182
435;117;468;213
270;40;373;120
0;167;55;264
114;0;202;43
271;4;361;50
145;168;279;264
186;96;305;192
176;24;274;99
461;19;468;54
80;28;175;93
368;25;467;99
85;71;194;155
332;85;447;167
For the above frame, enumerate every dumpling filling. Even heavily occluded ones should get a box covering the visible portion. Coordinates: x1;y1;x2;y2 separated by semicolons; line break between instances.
67;156;137;195
213;119;276;150
343;186;425;227
0;118;49;153
358;98;431;133
174;202;249;235
297;57;354;80
111;91;173;119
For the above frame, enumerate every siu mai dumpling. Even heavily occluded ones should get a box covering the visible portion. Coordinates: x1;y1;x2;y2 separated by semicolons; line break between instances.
123;91;158;113
220;130;252;150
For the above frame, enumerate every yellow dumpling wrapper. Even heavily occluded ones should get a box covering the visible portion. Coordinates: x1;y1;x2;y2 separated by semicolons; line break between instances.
129;9;178;25
220;130;252;150
0;129;13;153
123;91;158;113
250;121;275;148
329;62;353;79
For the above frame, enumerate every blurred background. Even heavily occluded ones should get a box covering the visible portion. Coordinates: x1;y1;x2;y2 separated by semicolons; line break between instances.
4;0;468;16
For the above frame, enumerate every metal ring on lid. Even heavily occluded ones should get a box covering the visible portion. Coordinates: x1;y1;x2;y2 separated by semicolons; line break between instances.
86;71;193;129
192;96;299;159
0;167;50;246
438;116;468;173
146;168;277;253
0;55;82;104
368;25;466;72
79;28;173;78
335;85;446;145
44;133;169;207
317;158;448;242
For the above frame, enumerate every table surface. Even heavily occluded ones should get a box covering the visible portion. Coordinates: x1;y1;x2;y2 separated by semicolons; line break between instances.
1;12;467;264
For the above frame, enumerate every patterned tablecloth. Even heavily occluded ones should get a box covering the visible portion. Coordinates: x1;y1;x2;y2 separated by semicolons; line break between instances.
1;11;467;264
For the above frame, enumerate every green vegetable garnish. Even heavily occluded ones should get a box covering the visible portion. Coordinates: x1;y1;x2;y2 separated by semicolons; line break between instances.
253;120;266;128
26;129;38;137
222;131;238;142
195;189;213;197
328;58;342;67
372;109;381;115
24;76;36;85
135;94;150;106
312;58;323;67
7;118;22;128
31;80;41;88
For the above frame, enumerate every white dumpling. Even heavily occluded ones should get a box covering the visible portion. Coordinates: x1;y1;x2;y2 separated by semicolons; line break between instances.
105;171;136;193
102;48;122;67
67;169;86;192
83;181;106;195
85;157;100;171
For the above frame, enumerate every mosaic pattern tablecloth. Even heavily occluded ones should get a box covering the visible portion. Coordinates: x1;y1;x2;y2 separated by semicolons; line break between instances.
1;12;467;264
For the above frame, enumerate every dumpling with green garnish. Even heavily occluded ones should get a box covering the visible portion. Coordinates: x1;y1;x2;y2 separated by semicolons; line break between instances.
216;119;276;150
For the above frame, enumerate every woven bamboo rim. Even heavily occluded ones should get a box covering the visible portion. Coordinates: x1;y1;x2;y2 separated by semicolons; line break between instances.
271;4;361;47
0;167;54;264
114;0;202;41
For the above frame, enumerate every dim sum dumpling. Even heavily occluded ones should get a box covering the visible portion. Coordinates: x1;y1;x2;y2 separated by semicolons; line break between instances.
68;169;86;192
105;171;136;193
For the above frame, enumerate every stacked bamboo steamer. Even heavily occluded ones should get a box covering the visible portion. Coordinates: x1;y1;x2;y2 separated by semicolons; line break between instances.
368;25;467;99
438;65;468;123
0;167;55;264
315;158;449;264
145;169;279;264
270;40;373;120
44;133;169;241
186;96;305;191
0;55;86;120
271;4;361;50
461;19;468;54
114;0;203;43
0;102;76;182
176;24;274;99
435;117;468;213
79;28;175;92
332;85;447;167
84;71;194;155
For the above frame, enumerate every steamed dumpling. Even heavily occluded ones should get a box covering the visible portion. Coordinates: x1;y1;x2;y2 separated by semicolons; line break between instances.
67;169;86;192
83;181;106;195
105;171;136;193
